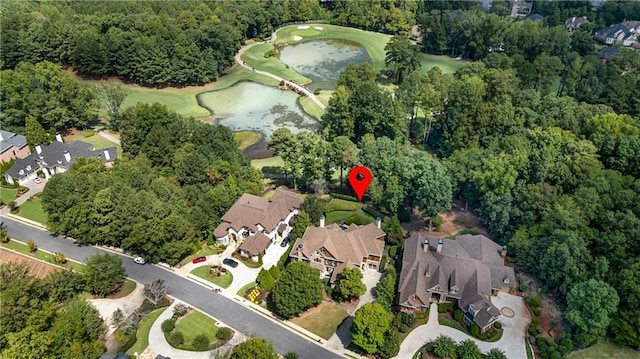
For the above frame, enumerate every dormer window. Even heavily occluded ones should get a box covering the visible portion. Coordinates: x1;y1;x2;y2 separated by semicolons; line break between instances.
503;276;510;285
26;165;31;171
450;286;458;294
19;170;24;175
424;269;430;277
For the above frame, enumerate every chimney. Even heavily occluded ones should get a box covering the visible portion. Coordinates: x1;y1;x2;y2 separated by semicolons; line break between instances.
319;215;325;228
35;144;42;155
55;132;63;143
63;150;71;163
501;245;508;259
437;238;443;253
103;149;111;161
423;238;430;253
375;217;381;229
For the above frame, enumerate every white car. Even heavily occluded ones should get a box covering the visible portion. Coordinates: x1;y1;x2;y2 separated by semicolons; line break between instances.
33;177;42;184
133;257;146;265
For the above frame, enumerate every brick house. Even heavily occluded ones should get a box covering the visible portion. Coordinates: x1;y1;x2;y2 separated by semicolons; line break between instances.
0;130;31;164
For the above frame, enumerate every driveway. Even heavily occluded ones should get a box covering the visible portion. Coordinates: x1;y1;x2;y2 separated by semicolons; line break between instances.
90;284;146;336
397;294;530;359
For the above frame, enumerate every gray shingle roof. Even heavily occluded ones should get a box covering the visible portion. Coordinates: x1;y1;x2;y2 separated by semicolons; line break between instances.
0;130;28;154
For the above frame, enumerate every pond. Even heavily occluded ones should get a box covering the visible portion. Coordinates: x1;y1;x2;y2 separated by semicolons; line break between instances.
279;39;372;91
198;81;318;156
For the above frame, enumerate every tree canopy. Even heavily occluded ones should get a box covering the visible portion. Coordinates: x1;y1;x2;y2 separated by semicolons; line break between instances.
350;302;390;354
270;261;323;318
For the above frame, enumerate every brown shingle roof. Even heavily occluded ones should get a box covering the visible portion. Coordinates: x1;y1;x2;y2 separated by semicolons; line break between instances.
238;232;272;257
399;233;515;316
289;223;385;279
214;188;302;238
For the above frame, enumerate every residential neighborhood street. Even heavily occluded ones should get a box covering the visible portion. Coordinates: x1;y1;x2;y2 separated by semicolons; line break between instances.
1;216;343;359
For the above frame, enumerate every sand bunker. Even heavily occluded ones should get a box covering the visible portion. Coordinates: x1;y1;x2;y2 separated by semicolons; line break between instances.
297;25;310;30
293;35;302;41
314;26;324;30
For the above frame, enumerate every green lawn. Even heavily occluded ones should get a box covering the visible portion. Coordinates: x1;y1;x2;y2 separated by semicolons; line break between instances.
127;307;168;356
325;197;376;225
234;131;262;151
110;279;137;299
419;53;469;74
251;156;284;171
190;266;234;289
178;244;226;267
174;310;219;345
236;281;257;296
290;302;349;340
18;198;47;224
299;96;325;120
0;187;17;203
567;337;640;359
0;239;85;272
65;130;123;157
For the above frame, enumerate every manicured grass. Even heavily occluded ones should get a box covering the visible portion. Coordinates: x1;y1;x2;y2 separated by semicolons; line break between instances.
325;210;375;225
190;266;234;289
567;337;640;359
17;198;48;224
65;130;123;157
0;187;17;202
178;244;225;267
316;90;333;107
438;315;466;331
242;23;468;85
299;96;325;120
127;307;168;356
290;301;349;340
234;131;262;151
251;156;284;171
174;310;219;345
74;65;279;119
109;279;137;299
398;311;429;342
236;281;257;296
0;239;85;272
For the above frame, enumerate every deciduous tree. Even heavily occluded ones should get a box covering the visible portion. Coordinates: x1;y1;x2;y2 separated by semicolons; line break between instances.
271;261;323;318
351;302;390;354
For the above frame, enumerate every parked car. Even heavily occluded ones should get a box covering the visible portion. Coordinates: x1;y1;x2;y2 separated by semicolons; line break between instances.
222;258;238;268
280;238;289;247
192;256;207;264
33;177;42;184
133;257;146;265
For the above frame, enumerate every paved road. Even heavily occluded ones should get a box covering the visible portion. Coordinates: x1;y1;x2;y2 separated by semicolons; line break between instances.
2;217;342;359
235;31;328;111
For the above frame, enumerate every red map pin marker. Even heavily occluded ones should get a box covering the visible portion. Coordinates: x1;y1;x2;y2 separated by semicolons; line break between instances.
348;166;372;202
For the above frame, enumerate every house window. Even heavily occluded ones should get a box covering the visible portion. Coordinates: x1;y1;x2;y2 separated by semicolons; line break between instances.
314;258;321;263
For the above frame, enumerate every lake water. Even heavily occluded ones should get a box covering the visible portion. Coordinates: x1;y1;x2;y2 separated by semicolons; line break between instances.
198;81;318;142
279;39;372;91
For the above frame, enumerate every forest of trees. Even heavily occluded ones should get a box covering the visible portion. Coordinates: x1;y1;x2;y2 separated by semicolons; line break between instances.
41;103;262;265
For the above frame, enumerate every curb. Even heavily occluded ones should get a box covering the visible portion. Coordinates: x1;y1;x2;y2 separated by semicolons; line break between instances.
3;213;48;230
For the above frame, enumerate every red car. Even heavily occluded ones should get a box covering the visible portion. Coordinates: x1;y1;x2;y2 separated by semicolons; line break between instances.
192;256;207;264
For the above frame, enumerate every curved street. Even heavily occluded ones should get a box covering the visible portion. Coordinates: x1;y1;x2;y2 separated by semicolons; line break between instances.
1;217;342;359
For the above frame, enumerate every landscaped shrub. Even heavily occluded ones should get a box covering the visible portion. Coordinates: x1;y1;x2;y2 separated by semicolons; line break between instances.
528;324;540;336
559;338;573;355
168;331;184;346
330;193;358;202
532;307;542;316
161;318;176;333
531;316;540;325
416;312;428;320
396;312;416;327
399;324;409;333
55;252;67;264
119;332;137;353
268;266;281;280
494;321;503;329
519;283;529;292
26;240;37;252
0;230;9;243
470;323;480;337
437;302;453;313
173;303;188;318
432;215;444;231
257;268;275;291
8;201;18;212
527;296;542;309
216;327;232;341
84;130;95;137
453;309;463;322
192;334;210;351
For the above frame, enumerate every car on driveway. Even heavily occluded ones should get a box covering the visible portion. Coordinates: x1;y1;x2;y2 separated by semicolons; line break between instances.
280;238;289;247
192;256;207;264
222;258;238;268
33;177;42;184
133;257;146;265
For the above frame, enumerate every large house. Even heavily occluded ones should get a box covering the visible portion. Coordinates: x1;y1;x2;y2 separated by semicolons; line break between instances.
596;21;640;48
289;216;385;284
510;0;533;18
4;135;117;185
214;188;302;260
398;233;516;332
565;16;589;33
0;130;31;163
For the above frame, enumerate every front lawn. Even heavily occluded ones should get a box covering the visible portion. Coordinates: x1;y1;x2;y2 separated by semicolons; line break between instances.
251;156;284;171
17;198;48;224
178;244;225;267
127;307;168;356
0;187;17;203
190;266;234;289
236;281;257;296
567;337;640;359
290;301;349;340
174;310;219;346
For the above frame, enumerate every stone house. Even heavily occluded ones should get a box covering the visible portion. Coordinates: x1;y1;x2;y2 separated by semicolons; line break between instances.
398;233;515;332
289;216;385;285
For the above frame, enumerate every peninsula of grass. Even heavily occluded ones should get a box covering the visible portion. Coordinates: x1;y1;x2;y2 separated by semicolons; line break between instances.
173;310;219;348
234;131;263;151
126;306;168;356
290;301;349;340
236;281;257;296
190;266;234;289
298;96;325;120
